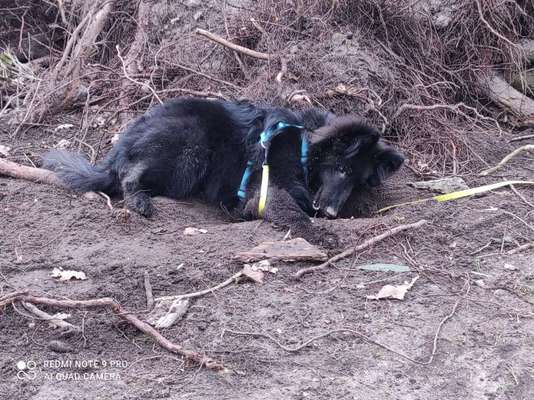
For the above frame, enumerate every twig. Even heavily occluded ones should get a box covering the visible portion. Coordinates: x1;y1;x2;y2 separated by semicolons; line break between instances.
510;134;534;142
475;0;518;49
510;185;534;209
21;301;80;331
0;158;63;186
479;145;534;176
144;271;154;310
196;28;273;60
420;298;460;365
391;102;501;133
157;87;227;99
508;241;534;254
294;220;428;279
0;292;228;372
97;191;113;210
155;271;243;302
116;45;162;104
223;321;451;366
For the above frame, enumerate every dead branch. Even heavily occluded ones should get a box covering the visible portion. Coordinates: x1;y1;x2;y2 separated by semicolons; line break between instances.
0;292;228;372
510;134;534;142
196;28;273;60
484;74;534;120
479;144;534;176
294;220;428;279
0;158;63;186
116;45;162;104
21;301;80;331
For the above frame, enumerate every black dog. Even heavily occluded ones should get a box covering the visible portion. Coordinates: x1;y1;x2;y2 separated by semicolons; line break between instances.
44;98;328;242
298;108;404;218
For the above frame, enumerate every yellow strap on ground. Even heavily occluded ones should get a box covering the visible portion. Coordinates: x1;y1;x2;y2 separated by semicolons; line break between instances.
378;180;534;213
258;164;269;217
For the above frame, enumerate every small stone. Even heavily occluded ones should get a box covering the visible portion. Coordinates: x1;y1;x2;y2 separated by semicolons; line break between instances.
48;340;74;353
503;263;518;271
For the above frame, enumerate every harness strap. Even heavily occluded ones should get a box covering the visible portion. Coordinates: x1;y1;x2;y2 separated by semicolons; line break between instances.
237;121;306;215
237;160;254;200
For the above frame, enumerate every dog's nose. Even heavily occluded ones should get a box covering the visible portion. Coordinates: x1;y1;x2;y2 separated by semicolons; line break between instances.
325;206;338;218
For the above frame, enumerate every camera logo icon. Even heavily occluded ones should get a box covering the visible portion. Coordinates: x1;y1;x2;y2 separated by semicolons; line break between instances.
16;360;37;380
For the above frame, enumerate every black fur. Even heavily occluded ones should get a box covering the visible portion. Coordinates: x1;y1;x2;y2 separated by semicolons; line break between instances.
298;108;404;218
44;98;325;241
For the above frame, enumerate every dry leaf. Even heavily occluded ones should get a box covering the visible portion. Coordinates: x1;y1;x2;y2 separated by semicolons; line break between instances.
55;139;71;149
54;123;74;132
0;144;11;157
248;260;278;274
51;267;87;281
367;276;419;300
183;227;208;236
242;264;264;283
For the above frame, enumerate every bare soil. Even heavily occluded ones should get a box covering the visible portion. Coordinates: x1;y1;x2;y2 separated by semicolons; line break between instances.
1;122;533;400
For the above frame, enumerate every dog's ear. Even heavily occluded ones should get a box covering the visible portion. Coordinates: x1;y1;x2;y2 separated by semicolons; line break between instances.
308;116;359;145
344;130;380;157
375;148;404;181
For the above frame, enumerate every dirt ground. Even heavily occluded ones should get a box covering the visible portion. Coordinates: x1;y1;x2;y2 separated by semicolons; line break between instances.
1;120;533;400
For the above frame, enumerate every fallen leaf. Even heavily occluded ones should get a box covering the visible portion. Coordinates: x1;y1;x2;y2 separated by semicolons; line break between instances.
183;227;208;236
51;267;87;281
242;264;264;283
503;263;517;271
248;260;278;274
358;263;410;273
54;123;74;132
55;139;71;149
367;276;419;300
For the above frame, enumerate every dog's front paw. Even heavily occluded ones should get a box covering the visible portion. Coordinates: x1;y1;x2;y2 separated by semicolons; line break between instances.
125;193;154;217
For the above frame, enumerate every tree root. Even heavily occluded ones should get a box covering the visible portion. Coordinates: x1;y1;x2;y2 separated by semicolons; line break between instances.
479;144;534;176
0;291;229;373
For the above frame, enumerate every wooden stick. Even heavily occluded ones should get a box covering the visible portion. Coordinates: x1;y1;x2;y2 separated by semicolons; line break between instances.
155;271;243;302
0;292;228;372
479;144;534;176
294;220;428;279
0;158;63;186
196;28;273;60
21;301;80;331
144;271;154;310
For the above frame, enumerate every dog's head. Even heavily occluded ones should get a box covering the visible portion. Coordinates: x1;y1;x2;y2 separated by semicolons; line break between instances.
307;116;404;218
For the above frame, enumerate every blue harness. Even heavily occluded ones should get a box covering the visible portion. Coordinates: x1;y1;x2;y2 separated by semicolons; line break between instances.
237;121;308;201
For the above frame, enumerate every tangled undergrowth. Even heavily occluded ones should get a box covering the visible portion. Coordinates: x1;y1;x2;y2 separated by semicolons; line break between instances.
1;0;533;175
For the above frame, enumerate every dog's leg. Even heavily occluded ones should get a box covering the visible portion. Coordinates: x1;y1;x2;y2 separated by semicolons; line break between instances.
120;162;154;217
244;186;339;248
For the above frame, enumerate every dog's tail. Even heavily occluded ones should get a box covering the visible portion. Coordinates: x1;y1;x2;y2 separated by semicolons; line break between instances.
43;150;117;193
